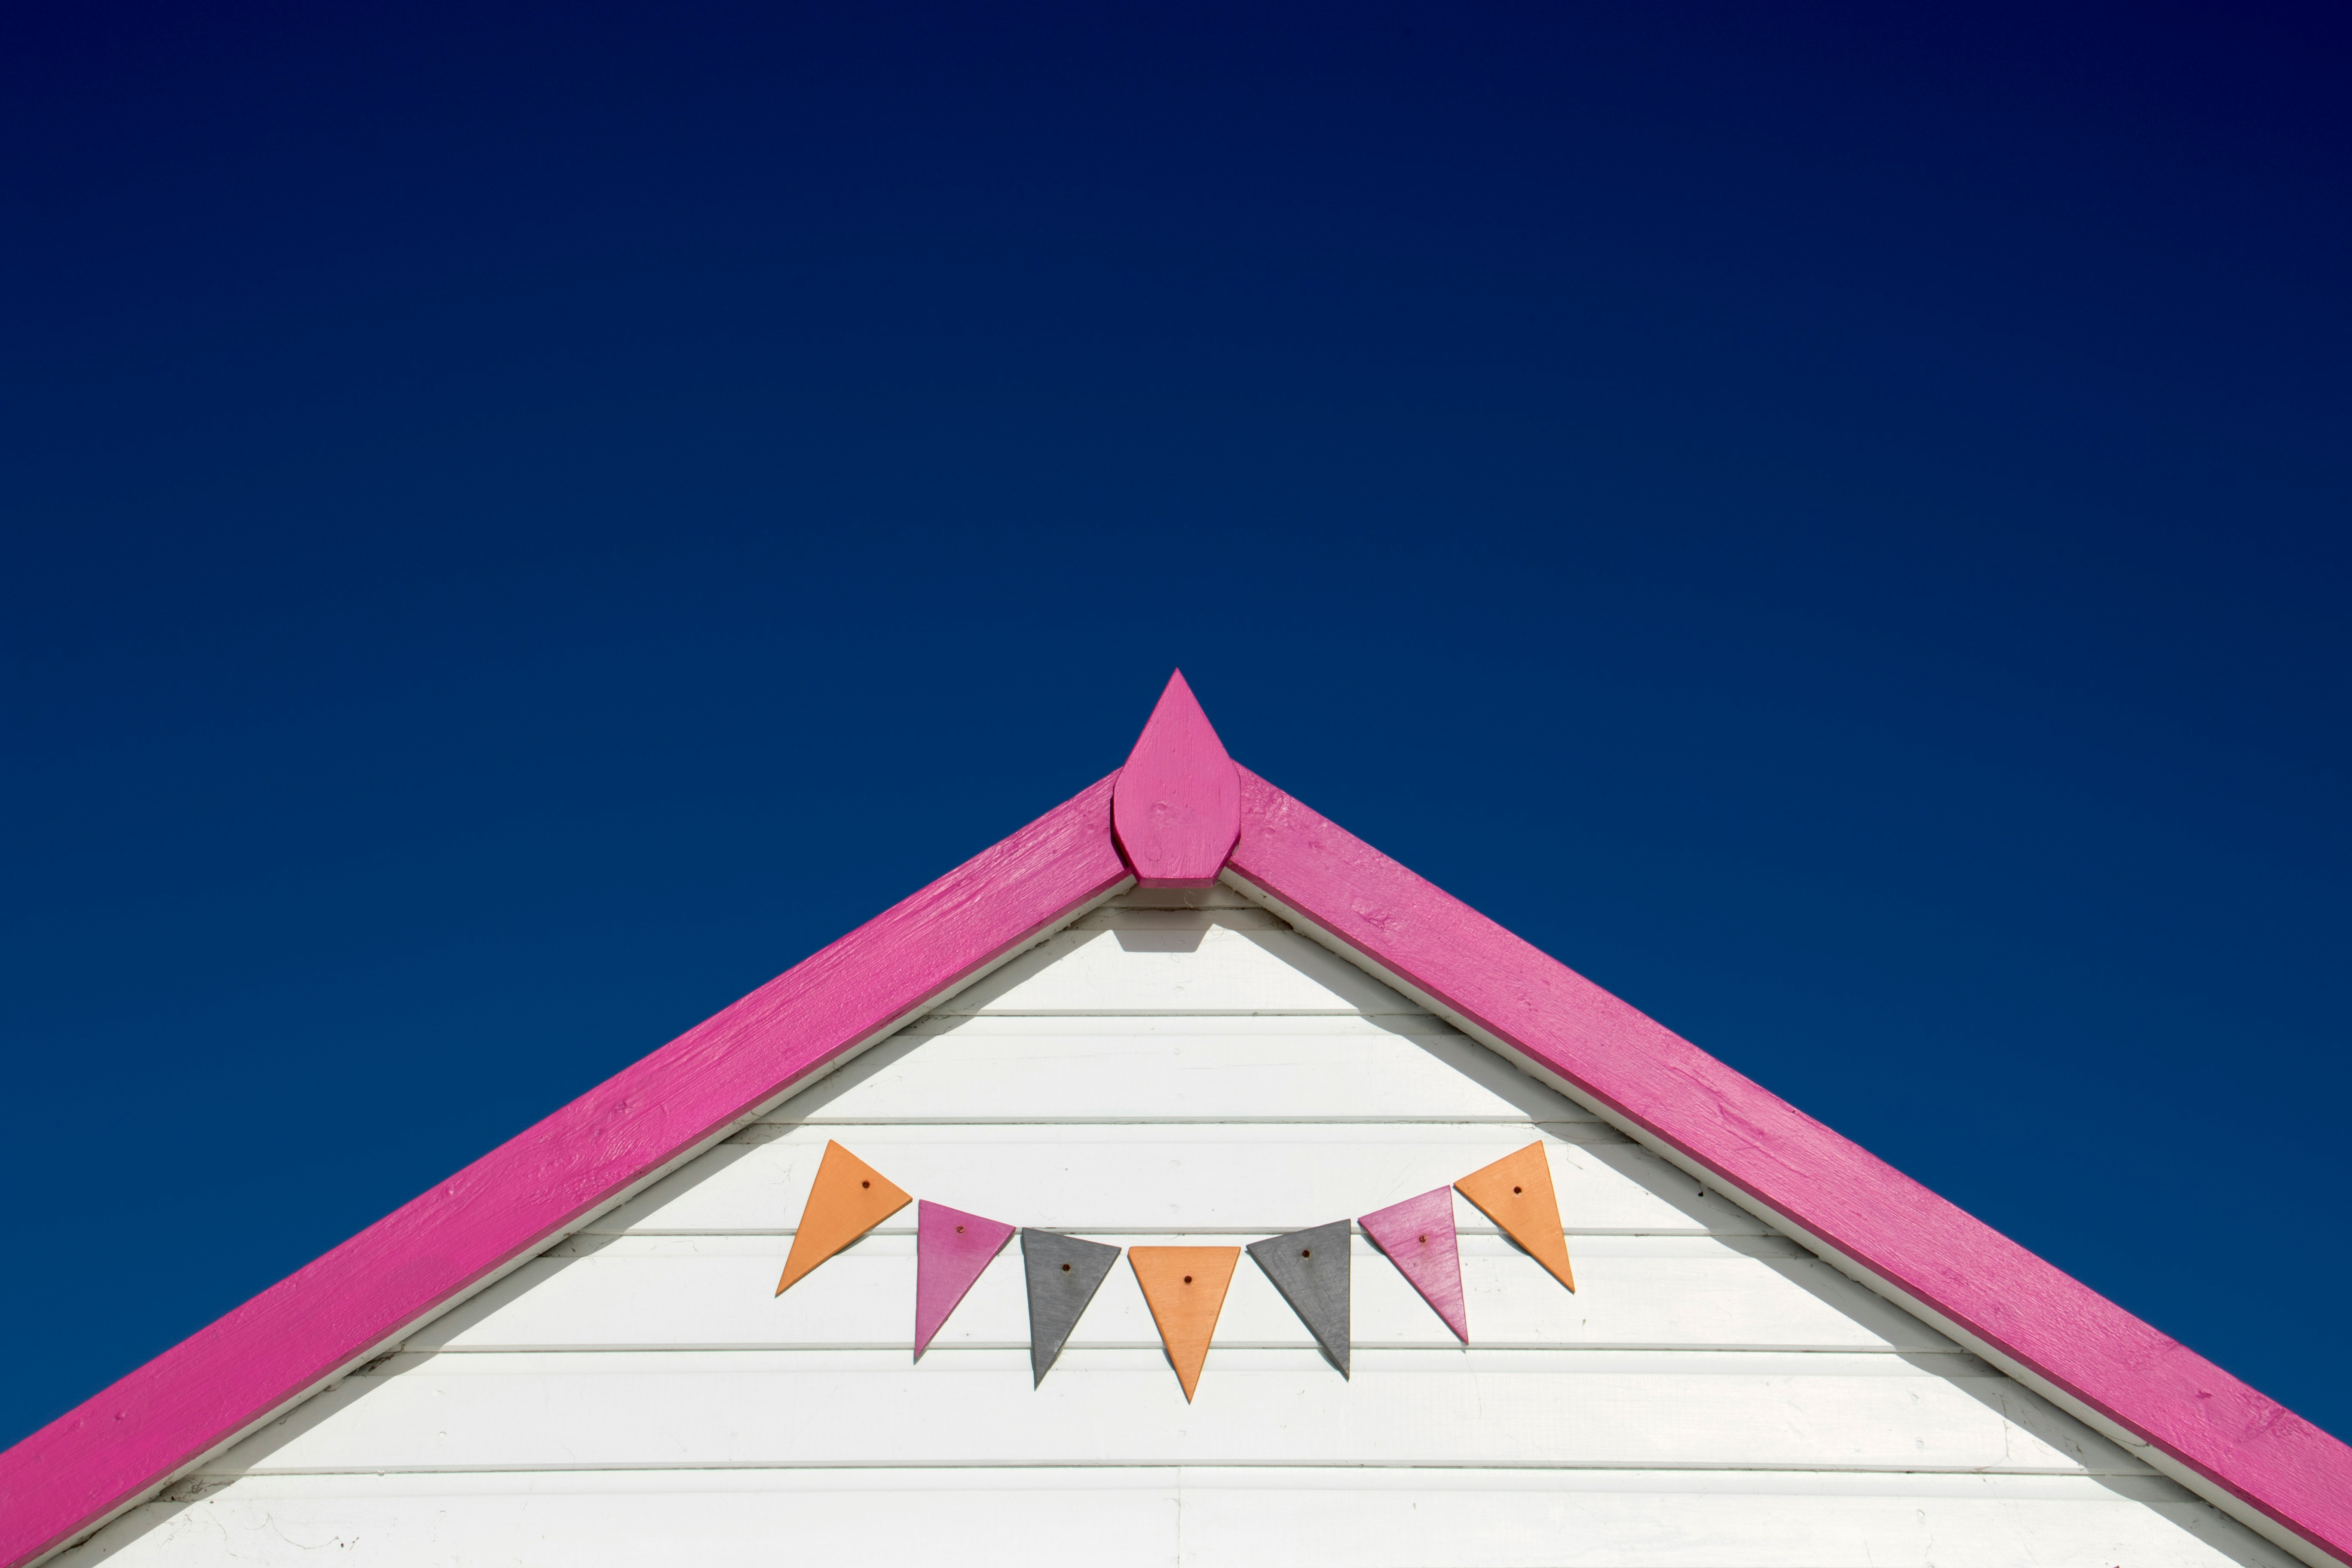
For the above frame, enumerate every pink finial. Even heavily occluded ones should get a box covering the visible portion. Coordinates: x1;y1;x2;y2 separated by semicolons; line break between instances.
1112;670;1240;888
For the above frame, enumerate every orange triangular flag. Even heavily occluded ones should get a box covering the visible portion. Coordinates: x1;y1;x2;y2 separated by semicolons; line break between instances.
775;1141;912;1294
1456;1142;1575;1292
1128;1246;1239;1401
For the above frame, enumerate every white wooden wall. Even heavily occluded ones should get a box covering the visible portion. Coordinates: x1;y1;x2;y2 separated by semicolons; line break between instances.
64;888;2290;1567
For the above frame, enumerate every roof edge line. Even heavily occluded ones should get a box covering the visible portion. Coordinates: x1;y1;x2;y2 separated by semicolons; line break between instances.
1222;763;2352;1568
0;774;1134;1568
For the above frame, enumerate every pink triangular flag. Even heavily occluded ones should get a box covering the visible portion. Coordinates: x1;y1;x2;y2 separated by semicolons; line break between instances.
914;1200;1017;1360
1359;1187;1467;1343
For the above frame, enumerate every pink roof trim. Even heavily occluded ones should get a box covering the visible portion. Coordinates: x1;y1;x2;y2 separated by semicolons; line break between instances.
5;680;2347;1568
1224;763;2352;1568
0;775;1130;1568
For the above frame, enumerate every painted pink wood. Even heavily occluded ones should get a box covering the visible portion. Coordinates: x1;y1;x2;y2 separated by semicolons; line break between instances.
913;1200;1017;1360
1226;764;2352;1568
0;777;1130;1568
1111;669;1240;888
1358;1188;1467;1343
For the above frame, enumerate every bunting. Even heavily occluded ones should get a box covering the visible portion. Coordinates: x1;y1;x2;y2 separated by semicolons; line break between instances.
914;1200;1016;1359
775;1140;911;1295
1358;1187;1468;1343
1128;1246;1240;1402
768;1140;1580;1397
1019;1229;1120;1386
1247;1220;1352;1377
1456;1142;1575;1292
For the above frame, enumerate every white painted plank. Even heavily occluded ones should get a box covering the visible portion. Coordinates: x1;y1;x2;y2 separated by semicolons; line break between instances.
593;1123;1761;1236
209;1350;2141;1476
1174;1467;2288;1568
64;1468;2286;1568
775;1016;1599;1124
412;1233;1952;1354
937;921;1421;1014
61;1470;1182;1568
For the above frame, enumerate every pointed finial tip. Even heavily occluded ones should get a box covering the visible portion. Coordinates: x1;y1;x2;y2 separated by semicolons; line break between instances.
1113;669;1241;888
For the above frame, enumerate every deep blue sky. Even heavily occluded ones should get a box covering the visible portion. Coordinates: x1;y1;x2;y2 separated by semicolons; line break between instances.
3;3;2346;1451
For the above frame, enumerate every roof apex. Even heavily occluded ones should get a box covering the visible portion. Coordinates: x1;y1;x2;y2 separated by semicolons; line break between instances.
1112;669;1240;888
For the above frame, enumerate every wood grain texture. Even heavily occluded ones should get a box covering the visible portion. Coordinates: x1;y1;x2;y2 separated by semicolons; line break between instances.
1111;670;1241;888
1246;1221;1354;1376
1358;1188;1467;1343
914;1201;1017;1359
0;775;1132;1568
1225;764;2352;1568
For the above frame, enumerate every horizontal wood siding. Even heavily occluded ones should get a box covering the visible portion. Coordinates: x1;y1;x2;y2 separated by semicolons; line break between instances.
76;1469;2273;1568
61;894;2292;1568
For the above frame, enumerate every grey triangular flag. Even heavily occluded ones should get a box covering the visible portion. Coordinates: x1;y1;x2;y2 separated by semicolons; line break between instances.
1020;1229;1120;1387
1247;1219;1352;1377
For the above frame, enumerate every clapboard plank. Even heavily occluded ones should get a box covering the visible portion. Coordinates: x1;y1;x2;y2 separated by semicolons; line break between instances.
1175;1467;2285;1568
937;920;1419;1014
58;1470;1180;1568
592;1123;1761;1235
776;1016;1599;1124
209;1350;2140;1476
62;1468;2286;1568
412;1232;1951;1354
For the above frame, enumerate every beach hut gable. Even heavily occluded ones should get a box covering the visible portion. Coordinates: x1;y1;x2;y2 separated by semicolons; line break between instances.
5;673;2347;1568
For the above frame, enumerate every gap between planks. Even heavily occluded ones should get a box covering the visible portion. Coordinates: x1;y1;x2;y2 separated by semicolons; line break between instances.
757;1116;1609;1127
922;1009;1427;1017
202;1458;2162;1479
141;1463;2216;1506
401;1341;1965;1355
568;1225;1736;1238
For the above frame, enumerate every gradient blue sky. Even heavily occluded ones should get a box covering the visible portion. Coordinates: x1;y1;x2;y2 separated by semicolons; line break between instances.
3;3;2347;1449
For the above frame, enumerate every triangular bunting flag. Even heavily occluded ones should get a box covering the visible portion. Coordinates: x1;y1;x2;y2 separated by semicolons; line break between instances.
1359;1187;1467;1343
1455;1142;1575;1292
914;1200;1017;1360
1019;1229;1121;1387
775;1140;912;1295
1246;1220;1352;1378
1129;1246;1240;1401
